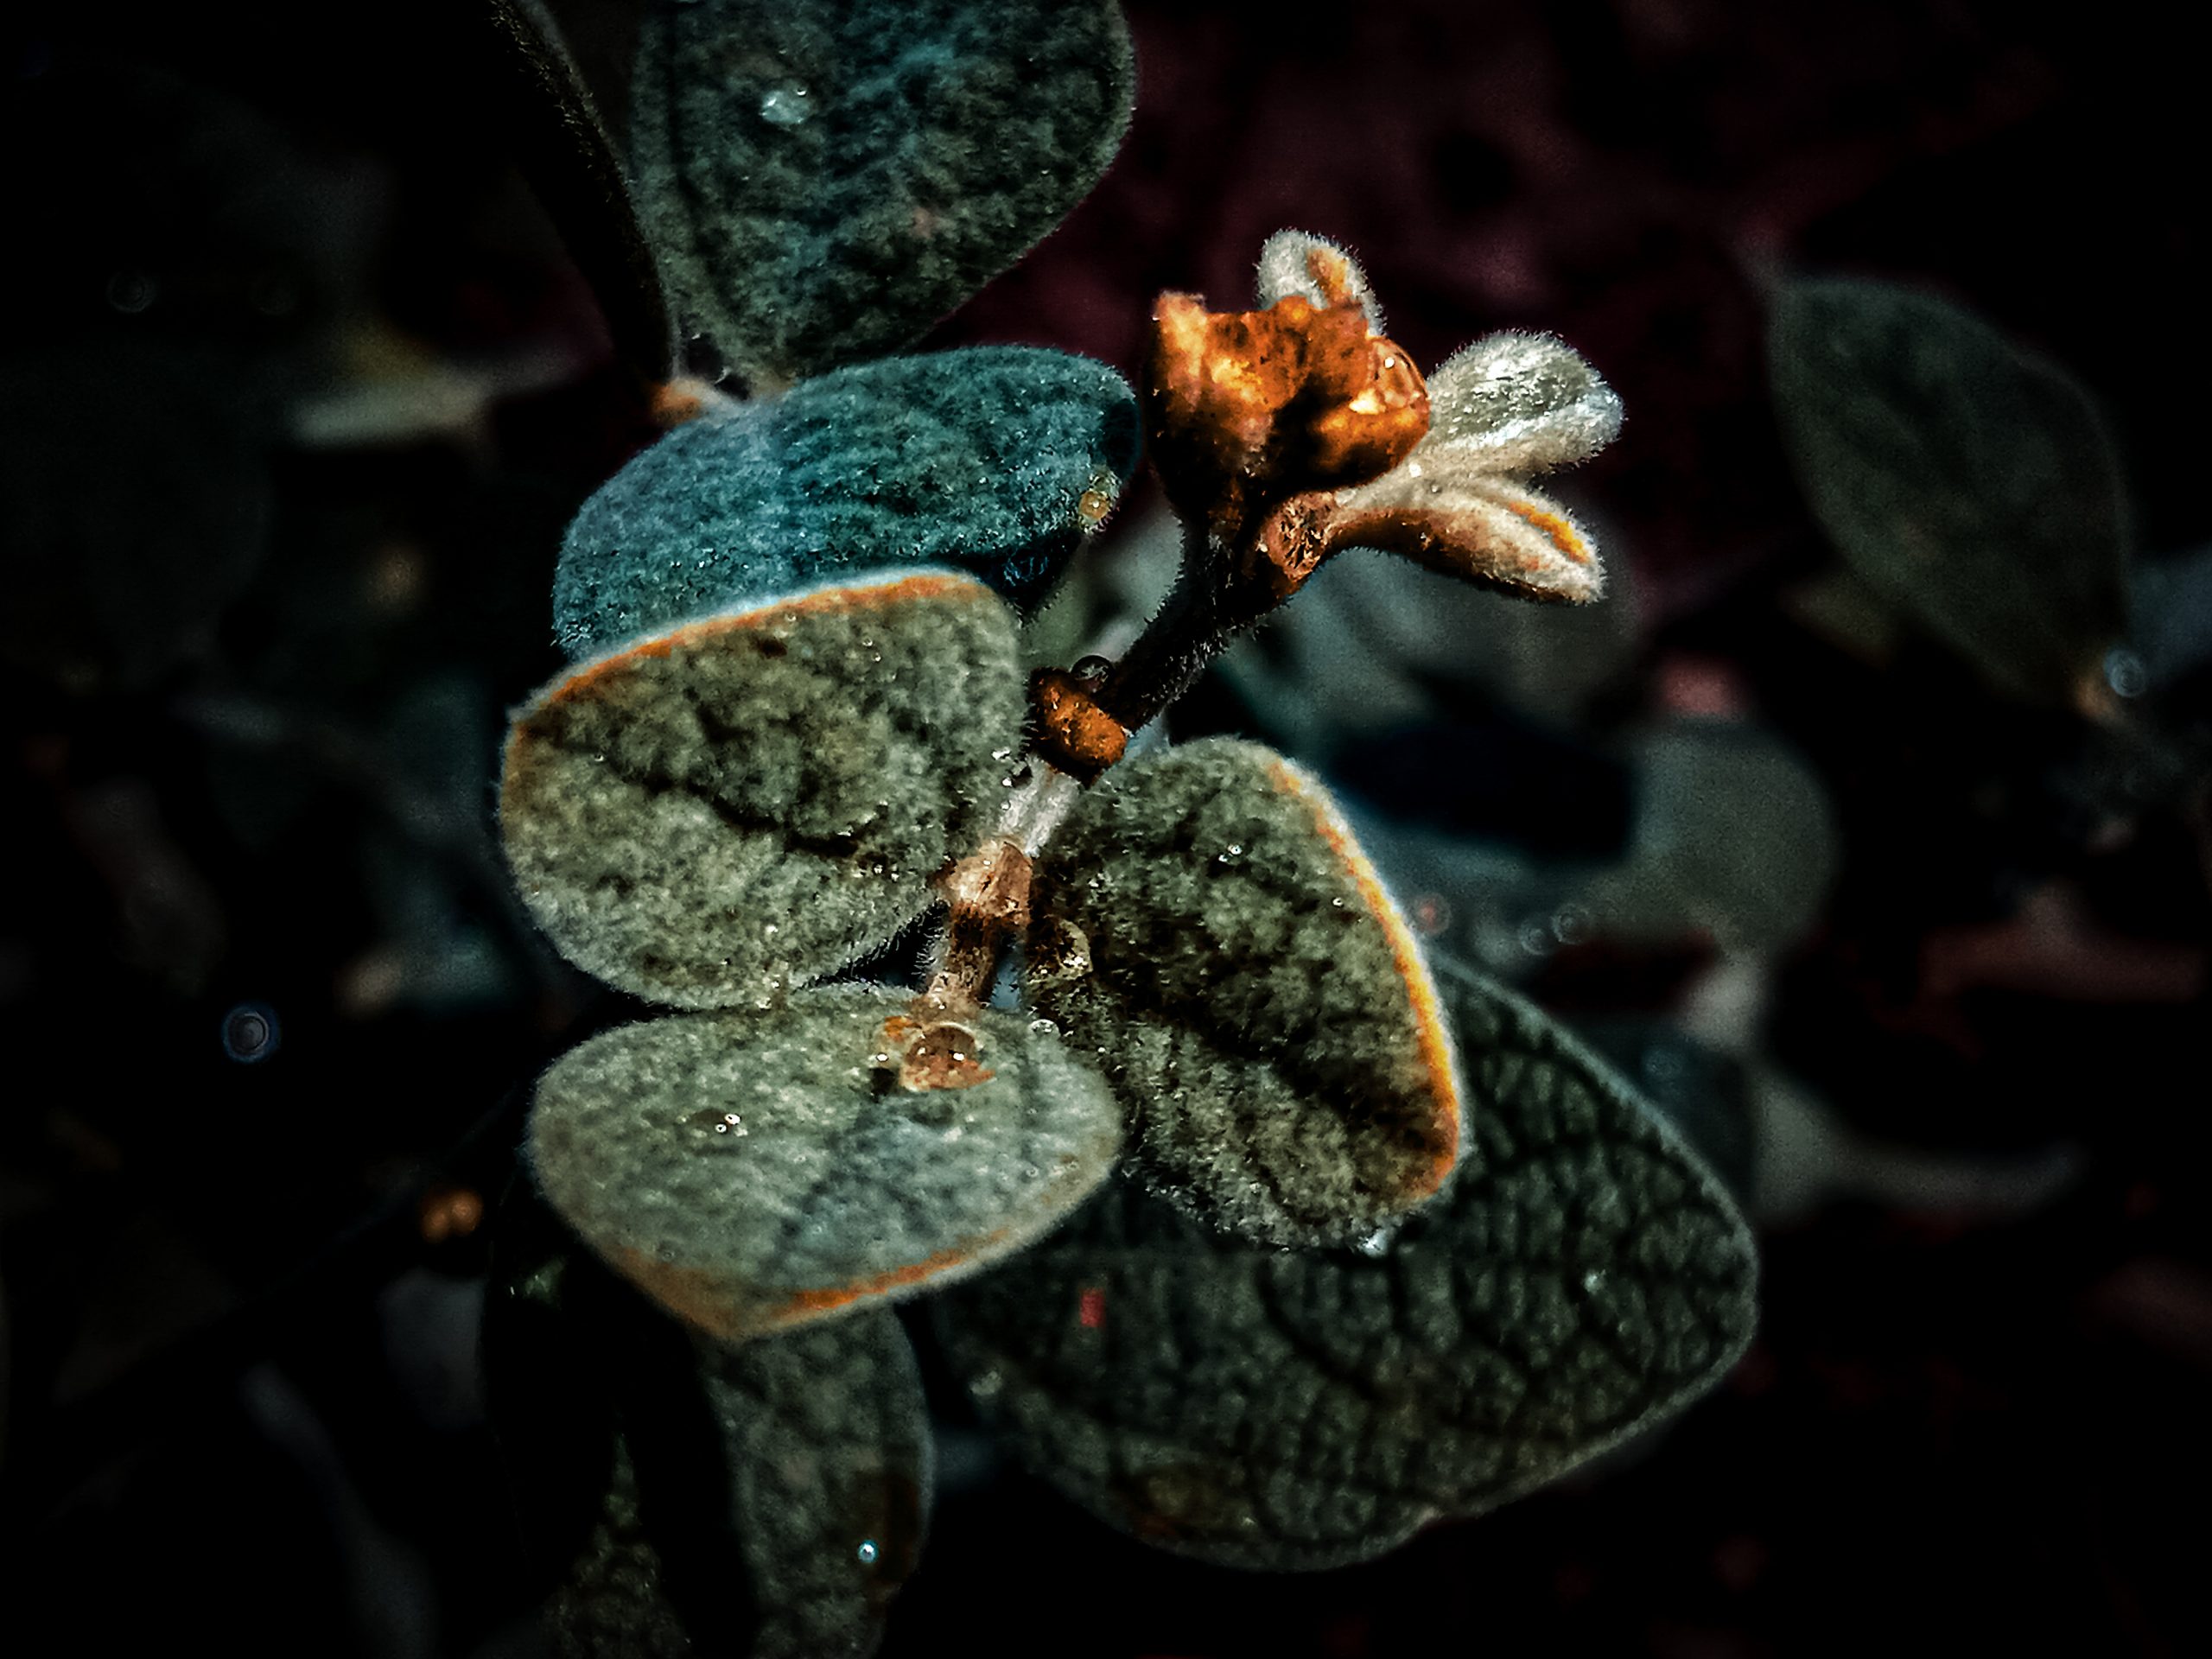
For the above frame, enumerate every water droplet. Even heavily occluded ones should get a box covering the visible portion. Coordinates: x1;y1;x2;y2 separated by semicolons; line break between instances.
106;268;156;314
2104;645;2147;699
856;1539;880;1565
763;922;779;936
1357;1226;1395;1258
1550;902;1592;945
1027;1017;1060;1036
1070;654;1112;686
1331;896;1345;907
759;84;810;127
991;747;1014;761
1581;1268;1607;1294
1516;918;1554;957
222;1001;279;1064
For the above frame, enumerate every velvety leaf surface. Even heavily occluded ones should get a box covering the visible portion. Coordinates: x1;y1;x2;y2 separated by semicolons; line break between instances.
529;988;1122;1339
1027;739;1460;1247
938;956;1758;1570
553;347;1139;658
1421;332;1624;474
1334;466;1605;604
631;0;1134;385
1769;276;2128;705
502;572;1025;1009
485;1192;928;1658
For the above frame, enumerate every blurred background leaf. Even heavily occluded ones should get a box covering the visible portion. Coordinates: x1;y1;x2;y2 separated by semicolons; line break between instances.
1769;276;2128;709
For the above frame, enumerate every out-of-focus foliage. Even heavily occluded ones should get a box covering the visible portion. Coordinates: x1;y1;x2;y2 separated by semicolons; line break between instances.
1770;277;2129;708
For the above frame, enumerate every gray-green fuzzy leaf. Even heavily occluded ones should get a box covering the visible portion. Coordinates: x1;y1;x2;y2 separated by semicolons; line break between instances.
1769;276;2128;705
938;956;1758;1570
529;989;1122;1339
1027;739;1461;1249
554;347;1139;658
632;0;1134;385
502;572;1024;1009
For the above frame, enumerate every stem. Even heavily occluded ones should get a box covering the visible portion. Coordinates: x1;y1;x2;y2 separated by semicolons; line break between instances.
1097;524;1252;734
899;490;1335;1055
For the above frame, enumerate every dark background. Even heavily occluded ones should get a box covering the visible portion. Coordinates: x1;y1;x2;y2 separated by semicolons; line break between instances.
3;2;2208;1654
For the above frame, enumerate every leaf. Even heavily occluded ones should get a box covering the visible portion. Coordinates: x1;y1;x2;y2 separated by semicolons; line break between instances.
527;988;1122;1339
1026;739;1460;1247
1769;276;2129;705
1332;466;1605;603
485;1188;930;1659
1420;332;1624;474
1579;721;1838;952
1318;331;1618;606
553;346;1140;658
502;571;1026;1009
938;955;1758;1570
631;0;1135;385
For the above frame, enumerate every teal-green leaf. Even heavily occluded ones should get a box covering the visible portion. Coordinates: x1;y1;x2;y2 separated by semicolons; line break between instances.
527;989;1122;1340
1769;276;2129;705
1027;739;1462;1249
632;0;1135;385
938;956;1758;1570
501;572;1025;1009
553;347;1140;658
484;1192;930;1659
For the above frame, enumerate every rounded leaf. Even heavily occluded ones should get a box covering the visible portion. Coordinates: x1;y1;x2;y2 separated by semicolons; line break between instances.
554;347;1141;658
528;988;1122;1339
938;956;1758;1570
502;572;1026;1008
1027;739;1460;1247
1769;276;2128;705
632;0;1135;384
